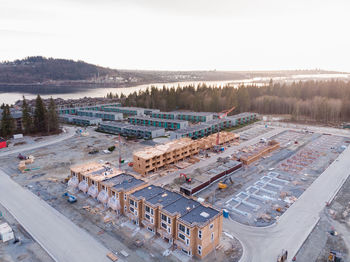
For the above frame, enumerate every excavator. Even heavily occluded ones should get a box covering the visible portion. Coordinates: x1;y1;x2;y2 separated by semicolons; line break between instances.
218;177;234;189
180;173;192;183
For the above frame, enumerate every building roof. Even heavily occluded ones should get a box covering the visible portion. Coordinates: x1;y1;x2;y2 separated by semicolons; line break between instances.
134;138;196;159
61;114;101;121
70;162;121;182
147;190;182;208
129;116;188;124
77;110;123;115
131;185;165;200
100;173;145;191
170;124;211;135
100;121;164;132
173;111;213;117
179;204;220;226
162;196;200;217
0;109;23;120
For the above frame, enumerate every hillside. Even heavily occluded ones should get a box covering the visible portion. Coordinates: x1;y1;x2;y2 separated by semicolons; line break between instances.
0;56;344;93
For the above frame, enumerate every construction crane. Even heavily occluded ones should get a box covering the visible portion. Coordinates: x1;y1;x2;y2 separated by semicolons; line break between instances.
215;106;236;148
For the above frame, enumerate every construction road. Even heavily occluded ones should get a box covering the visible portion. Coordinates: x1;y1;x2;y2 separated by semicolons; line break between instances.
223;135;350;262
0;169;111;262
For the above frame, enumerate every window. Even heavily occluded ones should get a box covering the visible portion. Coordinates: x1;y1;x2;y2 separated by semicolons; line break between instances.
135;202;137;208
124;194;126;200
112;191;116;197
210;223;214;230
198;230;202;239
161;222;167;229
145;206;150;213
198;245;202;255
124;205;127;212
150;217;154;224
161;214;167;222
211;232;214;242
178;233;185;240
167;217;171;224
150;208;154;215
130;199;134;206
91;180;95;185
167;227;171;234
135;210;138;216
186;238;190;246
145;213;150;220
179;224;185;233
186;228;190;236
129;206;134;213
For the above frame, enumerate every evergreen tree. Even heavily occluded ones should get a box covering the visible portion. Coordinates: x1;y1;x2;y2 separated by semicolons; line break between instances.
47;97;59;133
33;95;47;133
22;96;33;134
0;104;15;137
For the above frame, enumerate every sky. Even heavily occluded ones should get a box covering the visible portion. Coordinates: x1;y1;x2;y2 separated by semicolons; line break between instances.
1;0;350;71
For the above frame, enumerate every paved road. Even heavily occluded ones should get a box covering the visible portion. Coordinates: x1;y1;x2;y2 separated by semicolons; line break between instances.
224;138;350;262
0;169;111;262
0;126;76;157
154;126;286;186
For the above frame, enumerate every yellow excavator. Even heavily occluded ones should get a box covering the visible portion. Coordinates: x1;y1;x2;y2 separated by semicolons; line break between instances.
218;177;234;189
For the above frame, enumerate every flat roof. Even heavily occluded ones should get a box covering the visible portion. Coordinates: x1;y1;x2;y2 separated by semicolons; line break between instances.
179;204;219;225
173;111;214;117
61;114;101;121
77;110;122;115
162;196;200;216
100;121;164;131
171;124;211;135
147;190;182;208
105;106;144;111
131;185;165;200
129;116;188;124
100;173;145;191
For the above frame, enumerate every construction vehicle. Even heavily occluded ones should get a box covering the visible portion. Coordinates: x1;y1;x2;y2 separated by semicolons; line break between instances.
218;177;234;190
17;153;28;160
62;192;77;203
328;250;342;261
128;162;134;167
180;173;191;183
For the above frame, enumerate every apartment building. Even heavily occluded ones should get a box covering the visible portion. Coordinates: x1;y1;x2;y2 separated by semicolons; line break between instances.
58;102;121;115
69;162;121;197
133;138;200;175
98;121;165;139
127;185;165;226
99;173;147;215
77;110;123;121
158;197;200;244
59;115;102;126
125;185;223;259
128;116;188;130
103;106;145;116
175;204;222;258
151;111;214;123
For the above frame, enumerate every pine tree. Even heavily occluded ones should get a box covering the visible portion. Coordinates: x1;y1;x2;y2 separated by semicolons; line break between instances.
33;95;47;133
47;97;59;133
0;104;15;138
22;96;33;134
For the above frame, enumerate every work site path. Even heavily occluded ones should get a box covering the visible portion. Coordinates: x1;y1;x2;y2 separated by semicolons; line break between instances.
0;126;76;157
0;169;111;262
224;141;350;262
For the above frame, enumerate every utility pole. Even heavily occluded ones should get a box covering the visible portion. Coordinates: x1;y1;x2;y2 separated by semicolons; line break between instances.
118;134;122;170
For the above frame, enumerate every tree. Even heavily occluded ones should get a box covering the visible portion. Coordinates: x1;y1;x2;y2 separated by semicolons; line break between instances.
22;96;33;134
33;95;47;133
47;97;59;133
0;104;15;137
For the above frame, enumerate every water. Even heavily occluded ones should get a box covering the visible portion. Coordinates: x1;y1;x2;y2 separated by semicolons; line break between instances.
0;73;348;105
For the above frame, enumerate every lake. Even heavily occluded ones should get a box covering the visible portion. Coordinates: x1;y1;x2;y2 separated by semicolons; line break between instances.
0;73;349;105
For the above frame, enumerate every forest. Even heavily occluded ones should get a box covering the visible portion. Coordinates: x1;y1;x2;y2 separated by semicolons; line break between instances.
115;79;350;123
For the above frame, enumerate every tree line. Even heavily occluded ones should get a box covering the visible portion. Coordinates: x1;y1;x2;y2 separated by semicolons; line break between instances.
114;79;350;123
0;95;59;138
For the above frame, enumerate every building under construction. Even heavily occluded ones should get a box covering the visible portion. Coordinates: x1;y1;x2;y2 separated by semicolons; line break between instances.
133;138;200;175
235;140;280;165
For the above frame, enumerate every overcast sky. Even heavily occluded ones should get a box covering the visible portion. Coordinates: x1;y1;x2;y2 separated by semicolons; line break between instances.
1;0;349;71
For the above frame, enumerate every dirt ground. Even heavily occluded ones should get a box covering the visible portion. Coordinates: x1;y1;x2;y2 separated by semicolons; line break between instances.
296;176;350;262
1;126;242;262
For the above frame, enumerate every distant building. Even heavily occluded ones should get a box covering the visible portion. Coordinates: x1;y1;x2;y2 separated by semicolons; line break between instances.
128;116;188;130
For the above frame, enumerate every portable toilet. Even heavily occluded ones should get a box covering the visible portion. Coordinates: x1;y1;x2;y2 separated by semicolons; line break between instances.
0;223;14;242
223;209;229;218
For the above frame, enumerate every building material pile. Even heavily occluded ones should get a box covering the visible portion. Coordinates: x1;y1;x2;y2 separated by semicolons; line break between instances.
18;155;35;172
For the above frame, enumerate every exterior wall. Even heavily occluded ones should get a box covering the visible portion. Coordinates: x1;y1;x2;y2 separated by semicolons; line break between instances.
133;140;200;175
158;211;177;242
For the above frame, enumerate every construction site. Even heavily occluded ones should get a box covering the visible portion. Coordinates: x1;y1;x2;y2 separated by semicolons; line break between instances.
1;104;350;262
